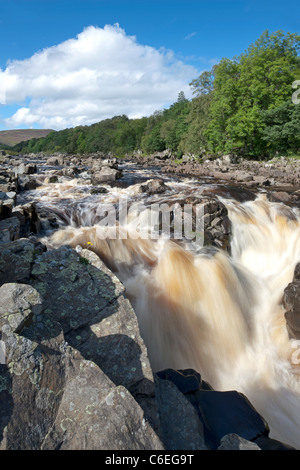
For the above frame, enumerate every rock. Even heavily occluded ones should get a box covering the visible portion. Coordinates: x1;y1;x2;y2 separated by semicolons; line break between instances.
12;202;41;237
138;179;169;195
17;175;40;191
0;283;42;332
284;263;300;339
44;175;59;184
0;191;17;218
91;168;122;184
0;244;163;450
268;191;291;203
46;155;64;166
0;217;20;243
154;375;208;450
186;389;269;449
155;369;293;450
62;167;80;177
14;163;37;175
90;186;109;194
0;238;39;286
218;433;261;450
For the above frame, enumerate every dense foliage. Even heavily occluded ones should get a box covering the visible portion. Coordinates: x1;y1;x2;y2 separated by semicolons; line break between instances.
14;30;300;159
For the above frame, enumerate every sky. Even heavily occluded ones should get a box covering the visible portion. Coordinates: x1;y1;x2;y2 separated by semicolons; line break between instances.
0;0;299;131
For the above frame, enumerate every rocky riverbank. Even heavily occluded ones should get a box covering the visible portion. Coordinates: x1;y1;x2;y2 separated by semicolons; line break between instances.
0;151;299;450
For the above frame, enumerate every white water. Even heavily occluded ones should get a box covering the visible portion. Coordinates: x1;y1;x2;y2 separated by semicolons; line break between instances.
33;174;300;448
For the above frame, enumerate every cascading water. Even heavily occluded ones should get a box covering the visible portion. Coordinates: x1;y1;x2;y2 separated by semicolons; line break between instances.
29;168;300;449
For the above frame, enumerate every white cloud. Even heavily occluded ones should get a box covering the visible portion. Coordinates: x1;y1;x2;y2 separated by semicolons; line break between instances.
0;24;198;130
184;32;197;41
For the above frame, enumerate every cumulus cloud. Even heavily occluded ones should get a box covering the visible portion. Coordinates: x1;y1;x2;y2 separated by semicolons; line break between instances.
0;24;198;130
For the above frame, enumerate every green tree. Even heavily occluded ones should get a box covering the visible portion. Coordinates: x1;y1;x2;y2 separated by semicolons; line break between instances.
206;30;300;157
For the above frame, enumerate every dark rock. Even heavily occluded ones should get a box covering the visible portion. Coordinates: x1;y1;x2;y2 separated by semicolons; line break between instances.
156;369;212;394
284;263;300;339
154;375;208;450
0;238;37;286
186;389;269;449
90;186;109;194
0;217;20;243
12;202;41;237
44;175;59;184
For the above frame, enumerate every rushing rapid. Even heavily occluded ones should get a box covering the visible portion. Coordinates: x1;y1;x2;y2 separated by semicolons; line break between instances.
29;169;300;449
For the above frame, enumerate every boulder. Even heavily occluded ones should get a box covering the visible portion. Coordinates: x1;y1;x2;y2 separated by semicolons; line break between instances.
138;179;169;195
91;168;122;184
218;434;261;450
14;163;37;175
17;175;40;191
46;155;64;166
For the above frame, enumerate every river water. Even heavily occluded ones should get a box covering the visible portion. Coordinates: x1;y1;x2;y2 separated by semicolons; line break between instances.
19;161;300;448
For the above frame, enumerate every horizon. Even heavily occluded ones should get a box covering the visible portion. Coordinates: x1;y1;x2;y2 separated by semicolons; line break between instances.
0;0;299;132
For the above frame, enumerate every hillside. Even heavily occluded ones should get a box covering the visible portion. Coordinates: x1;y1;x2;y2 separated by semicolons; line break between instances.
0;129;54;147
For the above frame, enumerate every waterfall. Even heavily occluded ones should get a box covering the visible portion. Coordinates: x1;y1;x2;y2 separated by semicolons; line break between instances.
34;175;300;448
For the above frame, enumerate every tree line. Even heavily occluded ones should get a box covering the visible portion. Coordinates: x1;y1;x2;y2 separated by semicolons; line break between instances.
14;30;300;160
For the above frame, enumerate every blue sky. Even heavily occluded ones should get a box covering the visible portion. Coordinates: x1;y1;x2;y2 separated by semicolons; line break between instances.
0;0;299;131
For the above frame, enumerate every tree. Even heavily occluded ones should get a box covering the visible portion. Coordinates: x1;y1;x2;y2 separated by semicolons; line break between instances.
205;30;300;157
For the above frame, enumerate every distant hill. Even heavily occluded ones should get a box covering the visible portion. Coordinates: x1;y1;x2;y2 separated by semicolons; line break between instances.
0;129;54;147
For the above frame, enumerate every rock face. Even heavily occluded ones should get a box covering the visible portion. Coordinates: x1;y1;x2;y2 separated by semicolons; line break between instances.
0;239;295;450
